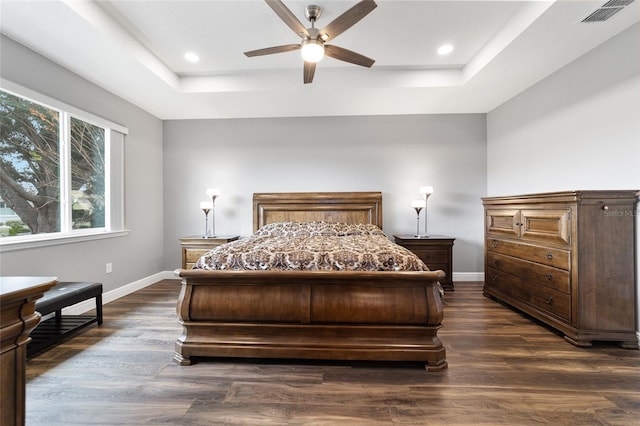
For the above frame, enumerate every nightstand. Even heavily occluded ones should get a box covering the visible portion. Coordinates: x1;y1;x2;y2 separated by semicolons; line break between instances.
179;235;239;269
394;235;455;291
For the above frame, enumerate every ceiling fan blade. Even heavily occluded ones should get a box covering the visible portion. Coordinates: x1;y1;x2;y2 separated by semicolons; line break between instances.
244;44;301;57
320;0;377;42
324;45;375;68
303;61;316;84
265;0;309;38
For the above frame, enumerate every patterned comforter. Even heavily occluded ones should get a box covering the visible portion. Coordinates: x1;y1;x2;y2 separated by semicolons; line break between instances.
194;222;429;272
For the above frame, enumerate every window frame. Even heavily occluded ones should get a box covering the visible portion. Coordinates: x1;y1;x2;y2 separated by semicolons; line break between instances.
0;80;128;252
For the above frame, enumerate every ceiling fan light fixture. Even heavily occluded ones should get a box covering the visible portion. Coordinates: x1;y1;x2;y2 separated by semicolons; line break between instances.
301;39;325;63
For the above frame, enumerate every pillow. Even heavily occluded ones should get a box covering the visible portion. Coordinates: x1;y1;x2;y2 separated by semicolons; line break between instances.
253;221;384;238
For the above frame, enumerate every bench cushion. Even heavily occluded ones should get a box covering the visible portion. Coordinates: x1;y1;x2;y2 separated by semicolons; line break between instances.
36;281;102;315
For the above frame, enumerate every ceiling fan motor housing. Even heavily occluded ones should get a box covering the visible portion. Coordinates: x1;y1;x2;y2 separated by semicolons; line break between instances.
307;27;321;40
305;5;322;23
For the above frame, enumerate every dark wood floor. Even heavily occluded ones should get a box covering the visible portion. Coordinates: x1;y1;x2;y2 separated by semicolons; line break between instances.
26;280;640;425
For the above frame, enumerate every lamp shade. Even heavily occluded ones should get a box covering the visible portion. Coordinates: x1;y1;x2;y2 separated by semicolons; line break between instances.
301;39;324;63
419;186;434;195
200;201;213;210
206;188;220;197
411;199;426;208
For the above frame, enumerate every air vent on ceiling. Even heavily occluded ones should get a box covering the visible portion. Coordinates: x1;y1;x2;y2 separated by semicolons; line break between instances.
601;0;635;7
582;0;635;22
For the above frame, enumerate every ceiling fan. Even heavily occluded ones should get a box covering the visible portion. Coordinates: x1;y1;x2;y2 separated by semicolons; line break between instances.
244;0;377;84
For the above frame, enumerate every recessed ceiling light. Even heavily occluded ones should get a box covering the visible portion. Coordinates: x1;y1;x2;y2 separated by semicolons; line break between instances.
437;44;454;56
184;52;200;63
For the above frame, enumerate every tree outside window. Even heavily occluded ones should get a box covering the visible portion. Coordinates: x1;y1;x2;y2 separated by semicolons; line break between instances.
0;90;106;237
70;117;105;230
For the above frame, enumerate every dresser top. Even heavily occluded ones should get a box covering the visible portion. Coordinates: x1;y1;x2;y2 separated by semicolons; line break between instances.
394;235;455;241
482;190;639;205
0;276;58;301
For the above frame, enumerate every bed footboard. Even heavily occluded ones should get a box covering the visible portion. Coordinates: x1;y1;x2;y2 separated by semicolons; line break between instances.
175;269;447;371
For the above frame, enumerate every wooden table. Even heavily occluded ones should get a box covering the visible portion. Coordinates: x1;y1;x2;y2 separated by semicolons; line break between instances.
394;235;455;291
179;235;239;269
1;276;57;426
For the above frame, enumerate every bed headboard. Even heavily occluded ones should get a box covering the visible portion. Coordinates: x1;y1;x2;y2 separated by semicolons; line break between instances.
253;192;383;232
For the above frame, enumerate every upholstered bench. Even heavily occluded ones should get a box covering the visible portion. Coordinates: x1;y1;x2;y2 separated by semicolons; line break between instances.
28;281;103;358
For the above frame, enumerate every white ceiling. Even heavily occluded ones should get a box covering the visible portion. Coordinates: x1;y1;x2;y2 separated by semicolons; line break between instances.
1;0;638;120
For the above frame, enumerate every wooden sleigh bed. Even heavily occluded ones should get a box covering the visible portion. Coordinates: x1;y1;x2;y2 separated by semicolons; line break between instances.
175;192;447;371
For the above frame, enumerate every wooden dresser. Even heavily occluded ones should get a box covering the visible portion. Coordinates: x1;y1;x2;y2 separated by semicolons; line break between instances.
482;190;638;348
394;235;455;291
179;235;239;269
1;276;57;426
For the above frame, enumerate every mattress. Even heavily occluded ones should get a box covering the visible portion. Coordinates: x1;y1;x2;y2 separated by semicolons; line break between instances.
194;221;429;272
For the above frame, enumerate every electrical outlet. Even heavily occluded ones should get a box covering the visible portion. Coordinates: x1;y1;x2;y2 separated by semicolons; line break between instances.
106;263;112;274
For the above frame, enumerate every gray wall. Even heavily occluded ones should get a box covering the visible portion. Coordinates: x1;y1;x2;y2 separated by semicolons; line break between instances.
4;22;637;295
487;24;640;195
3;21;636;301
163;114;487;275
487;24;640;327
0;35;165;293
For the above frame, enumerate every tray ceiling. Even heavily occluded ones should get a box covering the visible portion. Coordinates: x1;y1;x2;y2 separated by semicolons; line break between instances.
1;0;638;119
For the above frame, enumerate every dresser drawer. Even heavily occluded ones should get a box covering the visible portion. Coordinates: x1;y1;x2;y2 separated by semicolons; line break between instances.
425;263;449;275
185;249;210;263
486;267;571;322
520;209;571;246
486;251;570;294
485;209;520;238
527;285;571;323
410;249;449;264
486;238;570;270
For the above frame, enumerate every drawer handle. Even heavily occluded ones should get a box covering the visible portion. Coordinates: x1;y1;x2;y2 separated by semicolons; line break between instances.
545;296;554;305
546;253;553;260
492;276;498;282
492;241;498;249
545;273;553;281
493;259;499;266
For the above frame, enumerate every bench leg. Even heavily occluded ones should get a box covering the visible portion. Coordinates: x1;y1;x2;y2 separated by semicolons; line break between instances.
55;309;62;322
96;294;103;325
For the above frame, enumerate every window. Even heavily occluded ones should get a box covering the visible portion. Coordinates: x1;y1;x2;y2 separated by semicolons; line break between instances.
0;83;127;247
70;117;106;230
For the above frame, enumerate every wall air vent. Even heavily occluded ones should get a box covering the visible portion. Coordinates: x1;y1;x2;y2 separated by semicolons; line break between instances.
582;0;635;22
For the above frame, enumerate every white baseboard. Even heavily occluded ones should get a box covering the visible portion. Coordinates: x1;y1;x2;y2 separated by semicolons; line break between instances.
61;270;484;315
61;270;178;315
452;272;484;282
